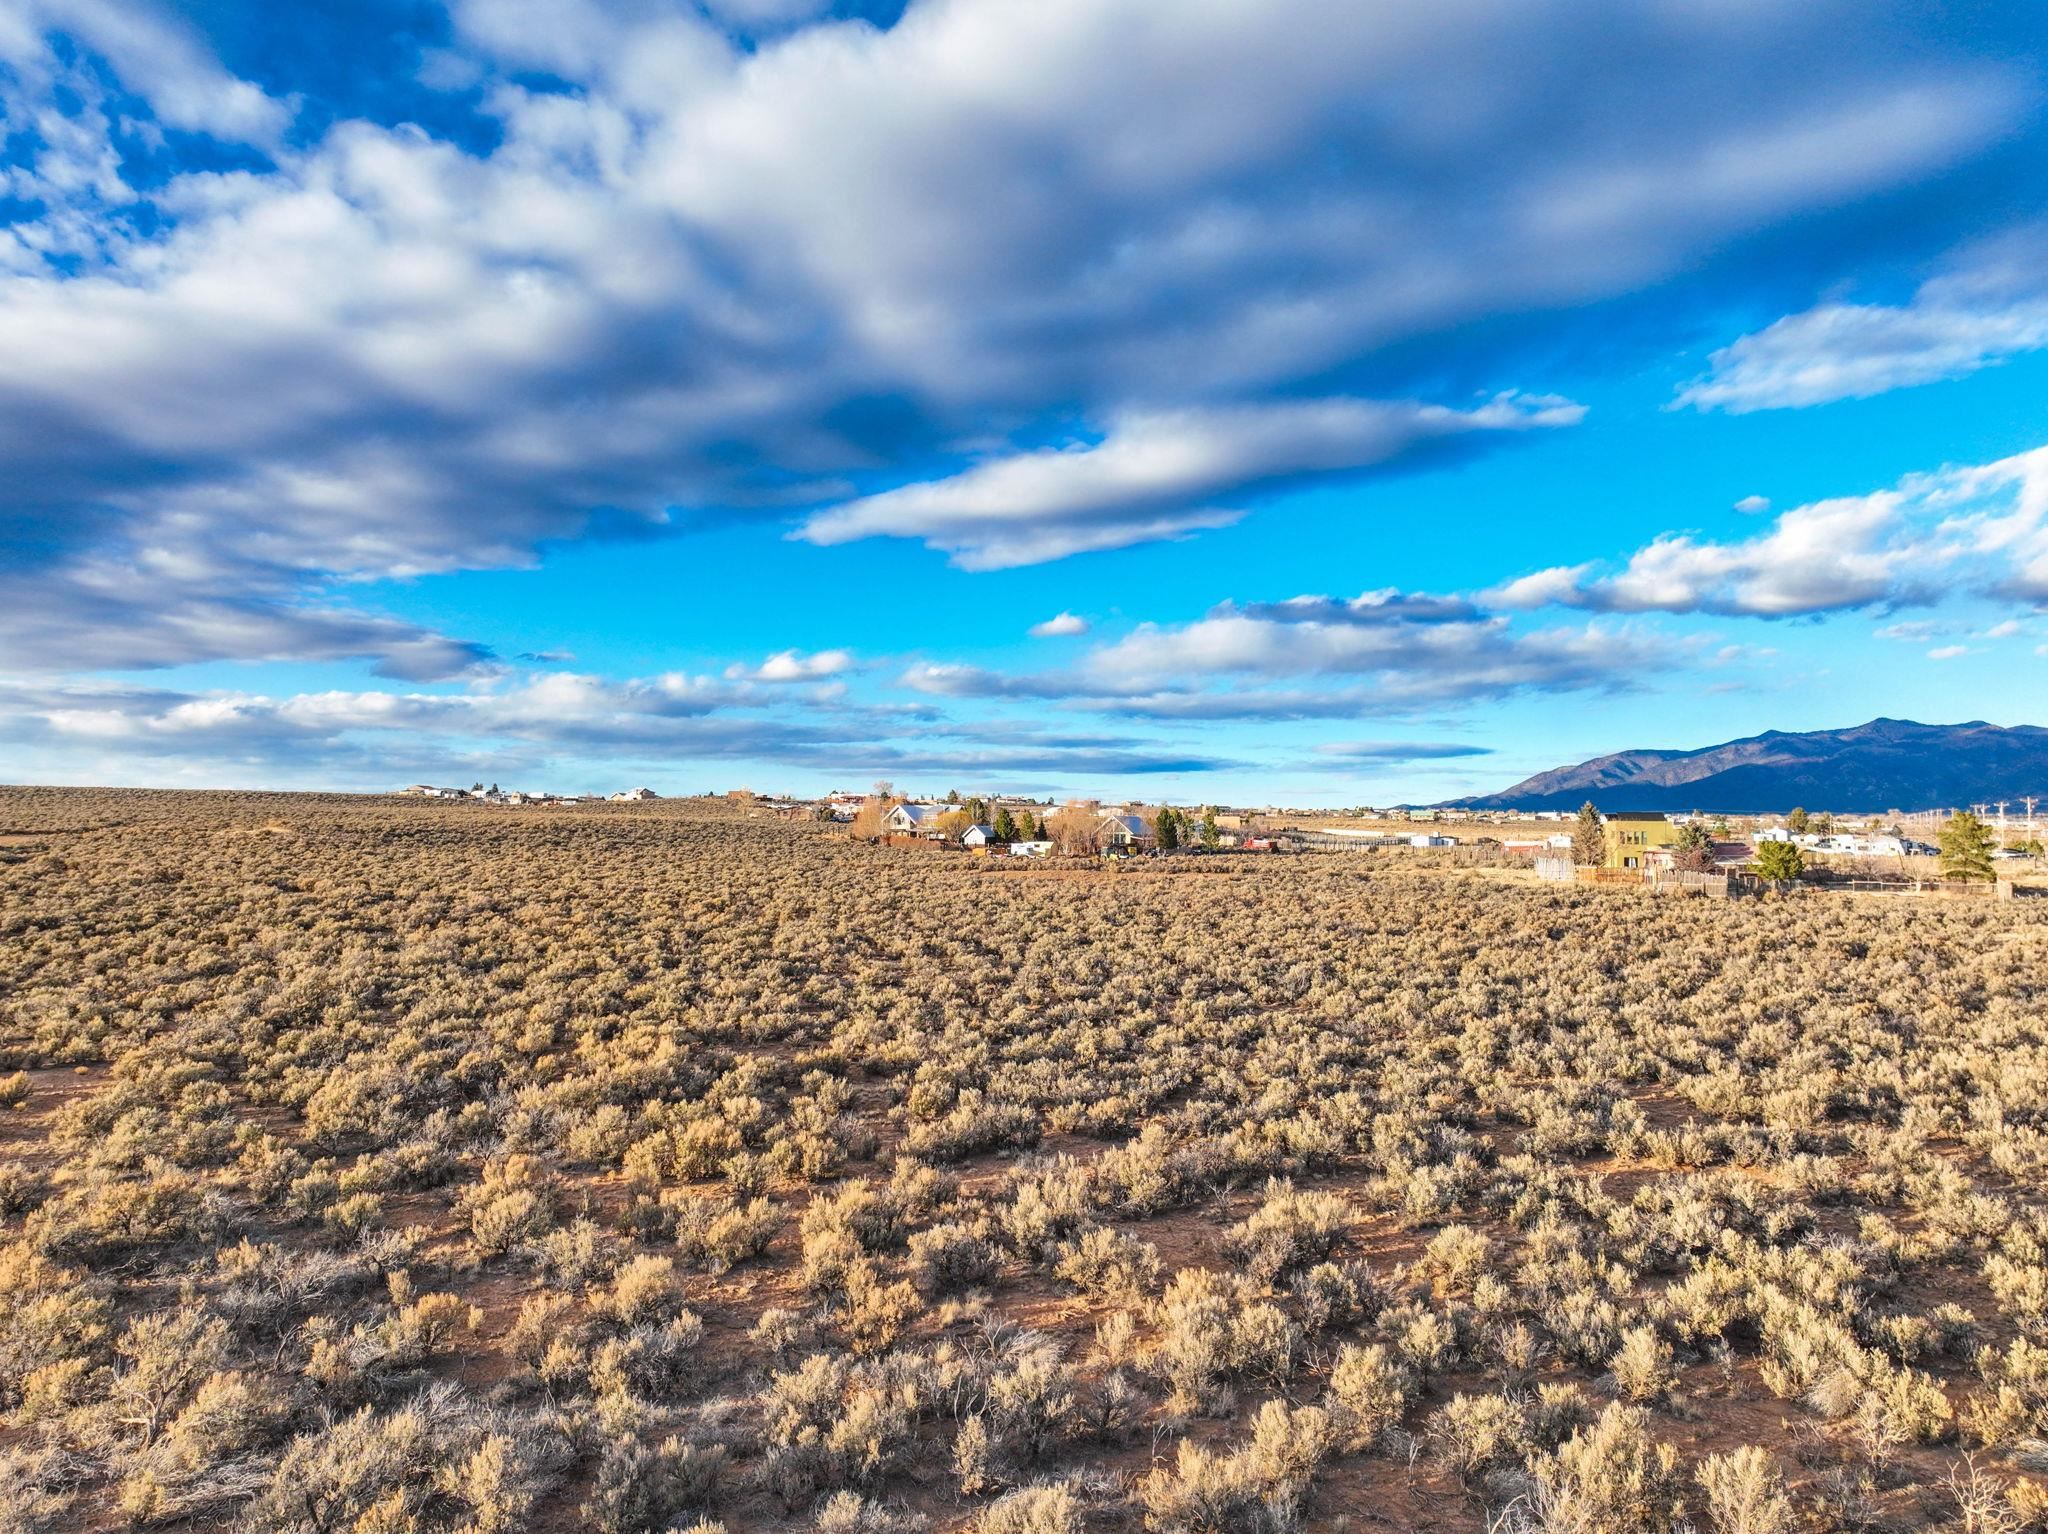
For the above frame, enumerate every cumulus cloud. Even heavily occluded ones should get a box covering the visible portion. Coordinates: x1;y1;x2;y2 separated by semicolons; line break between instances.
1678;225;2048;412
798;395;1584;568
9;0;290;144
0;0;2036;664
1029;612;1090;638
898;663;1082;701
724;648;855;683
1491;444;2048;617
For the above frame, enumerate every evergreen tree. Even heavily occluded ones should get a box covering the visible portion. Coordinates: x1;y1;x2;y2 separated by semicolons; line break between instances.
1786;806;1810;834
1672;822;1715;873
993;807;1017;842
964;796;989;824
1156;808;1180;851
1939;811;1997;883
1571;802;1604;866
1200;806;1220;851
1754;840;1804;882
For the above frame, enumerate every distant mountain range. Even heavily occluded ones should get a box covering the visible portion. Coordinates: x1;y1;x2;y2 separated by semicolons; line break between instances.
1443;719;2048;813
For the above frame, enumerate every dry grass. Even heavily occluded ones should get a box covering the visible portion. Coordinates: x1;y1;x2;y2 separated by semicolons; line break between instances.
2;785;2047;1532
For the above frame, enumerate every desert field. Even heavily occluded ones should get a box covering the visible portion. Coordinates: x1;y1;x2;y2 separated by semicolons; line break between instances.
4;788;2048;1533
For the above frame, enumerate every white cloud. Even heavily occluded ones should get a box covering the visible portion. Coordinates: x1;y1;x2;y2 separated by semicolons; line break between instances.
724;648;855;683
1492;443;2048;617
798;395;1583;568
898;663;1080;701
13;0;289;145
1678;224;2048;412
1082;612;1668;702
1734;494;1771;514
1876;619;1945;642
1928;644;1969;659
1029;612;1090;638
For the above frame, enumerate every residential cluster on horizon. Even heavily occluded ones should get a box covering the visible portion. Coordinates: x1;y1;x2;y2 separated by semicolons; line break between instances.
396;783;661;805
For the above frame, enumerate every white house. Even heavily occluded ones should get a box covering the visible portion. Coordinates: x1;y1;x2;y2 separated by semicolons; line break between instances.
609;787;658;802
1815;833;1908;858
1410;833;1456;848
882;803;945;834
960;824;996;847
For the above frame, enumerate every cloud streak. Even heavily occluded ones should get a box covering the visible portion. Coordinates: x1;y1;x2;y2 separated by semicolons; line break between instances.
798;395;1584;568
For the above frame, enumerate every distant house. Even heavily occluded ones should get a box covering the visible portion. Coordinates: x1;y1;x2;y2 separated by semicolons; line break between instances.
609;787;658;802
1097;814;1154;851
882;803;945;835
1501;833;1571;853
959;824;997;848
1602;811;1682;870
1815;833;1907;858
1409;833;1455;848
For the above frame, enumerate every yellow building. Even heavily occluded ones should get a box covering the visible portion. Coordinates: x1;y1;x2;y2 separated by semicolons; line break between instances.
1603;812;1683;870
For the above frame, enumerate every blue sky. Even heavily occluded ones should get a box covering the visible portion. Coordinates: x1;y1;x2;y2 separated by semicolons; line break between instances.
3;2;2048;805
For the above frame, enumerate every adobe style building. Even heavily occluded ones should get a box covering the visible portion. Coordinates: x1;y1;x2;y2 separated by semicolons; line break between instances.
1603;811;1683;870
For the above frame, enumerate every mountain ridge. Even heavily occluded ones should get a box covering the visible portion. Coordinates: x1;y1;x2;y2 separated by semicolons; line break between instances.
1442;718;2048;812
